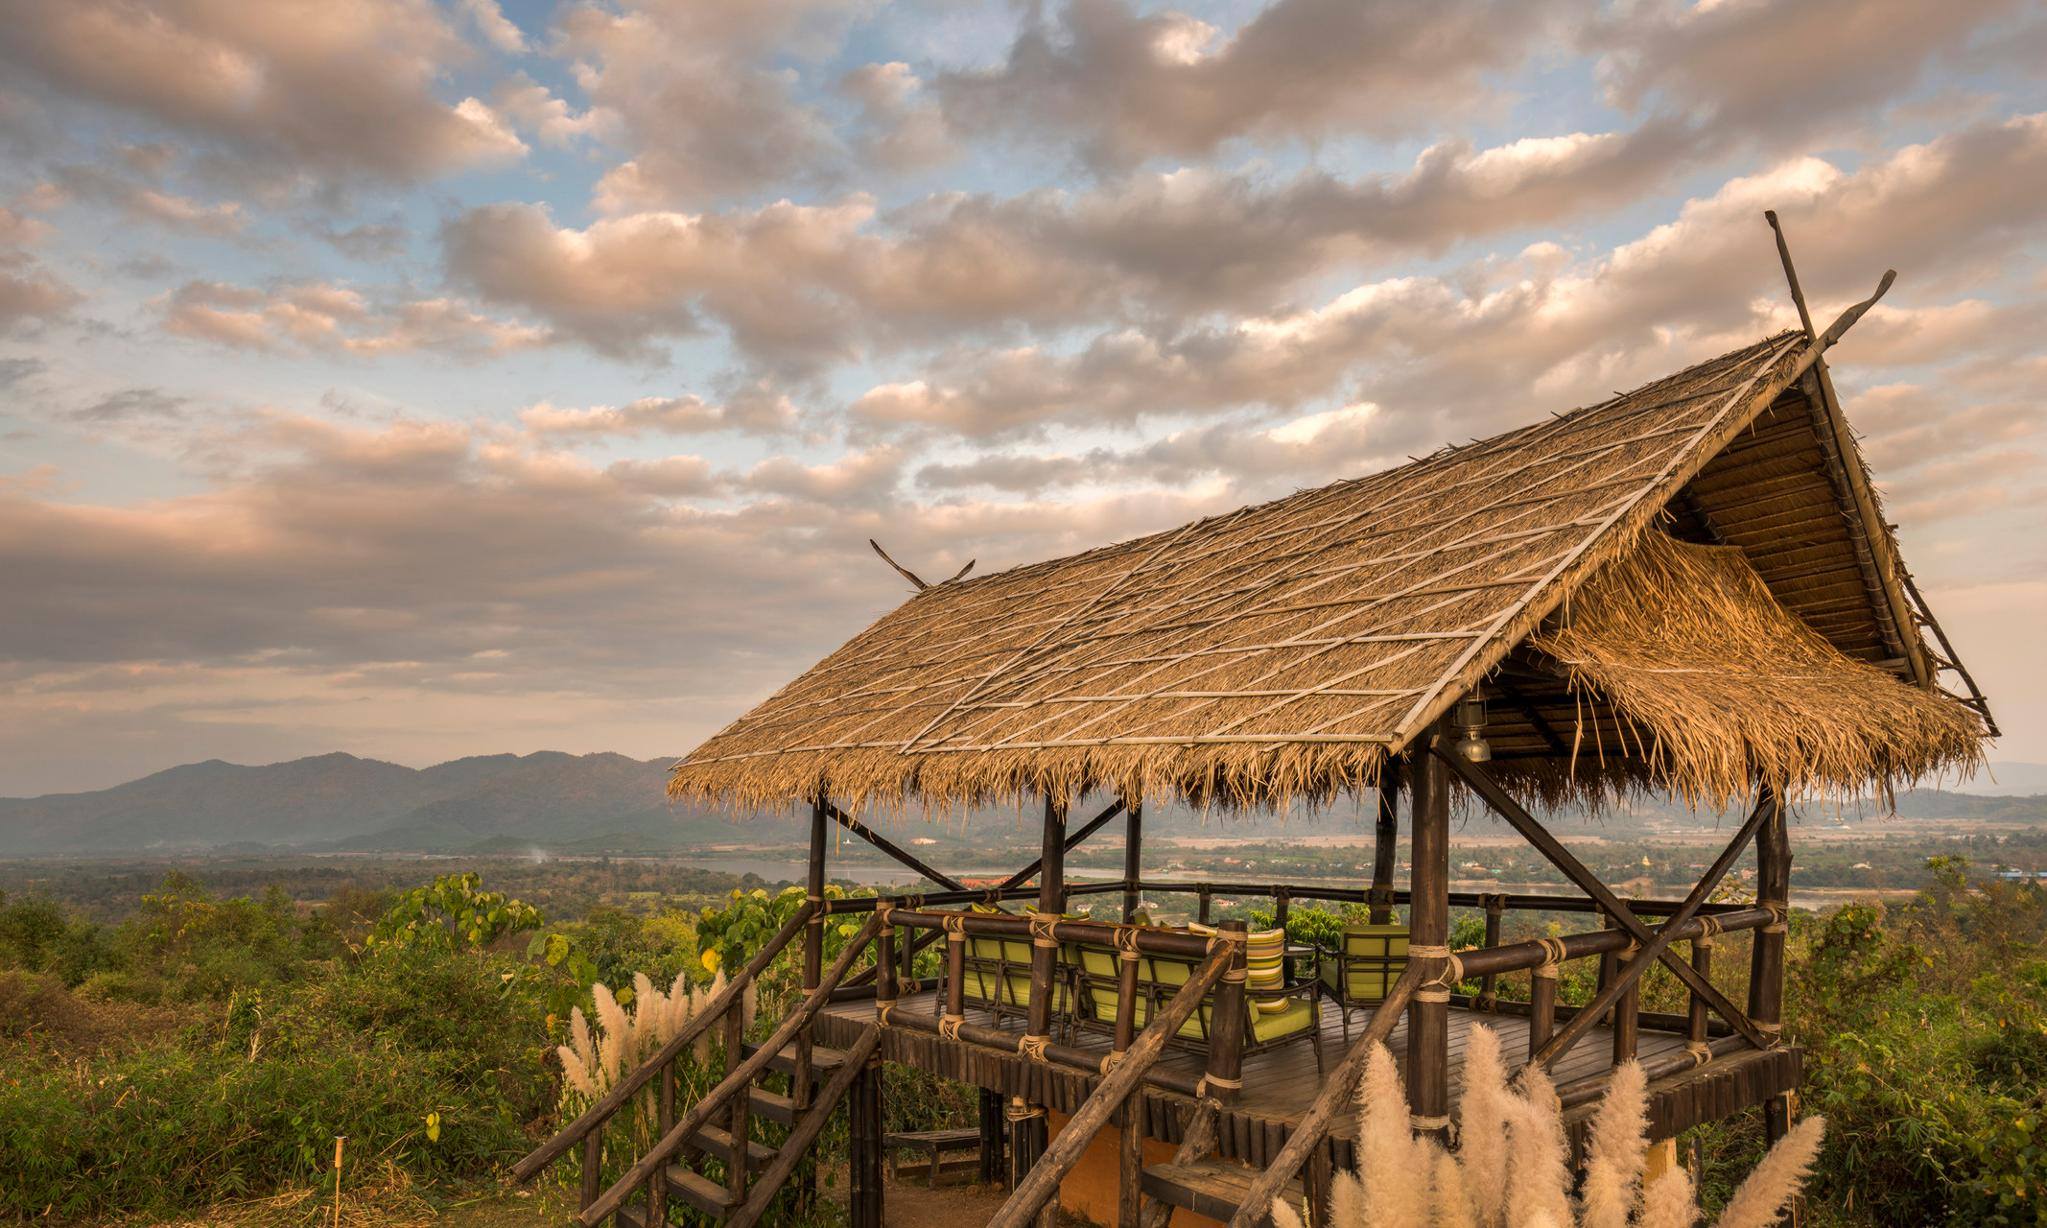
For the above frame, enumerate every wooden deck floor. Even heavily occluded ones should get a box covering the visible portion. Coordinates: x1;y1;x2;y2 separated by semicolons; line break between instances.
817;988;1800;1166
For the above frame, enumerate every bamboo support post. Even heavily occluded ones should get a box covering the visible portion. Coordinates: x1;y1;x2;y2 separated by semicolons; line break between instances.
1122;802;1144;921
1407;721;1451;1139
1477;893;1504;1009
1529;961;1558;1062
723;1004;749;1206
1370;765;1400;924
1203;920;1250;1102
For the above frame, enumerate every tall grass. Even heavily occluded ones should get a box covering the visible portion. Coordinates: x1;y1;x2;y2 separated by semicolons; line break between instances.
1271;1026;1823;1228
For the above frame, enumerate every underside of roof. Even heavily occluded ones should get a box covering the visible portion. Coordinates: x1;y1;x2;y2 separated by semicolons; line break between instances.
673;328;1989;814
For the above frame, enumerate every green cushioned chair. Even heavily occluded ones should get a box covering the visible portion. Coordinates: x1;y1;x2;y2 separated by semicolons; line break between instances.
1318;922;1409;1041
1068;928;1323;1069
955;904;1073;1033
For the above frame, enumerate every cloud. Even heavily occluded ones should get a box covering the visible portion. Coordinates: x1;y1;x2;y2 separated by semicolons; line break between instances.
1595;0;2028;143
523;386;798;440
460;0;527;54
0;256;82;333
494;75;621;148
47;162;245;236
936;0;1561;171
841;62;955;172
557;0;860;208
67;387;191;424
156;280;548;357
851;113;2047;442
442;196;1106;367
0;0;528;187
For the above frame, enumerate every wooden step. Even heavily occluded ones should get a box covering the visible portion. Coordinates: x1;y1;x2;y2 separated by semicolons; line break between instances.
1142;1159;1305;1223
665;1164;740;1216
690;1122;775;1172
742;1039;848;1077
748;1086;798;1126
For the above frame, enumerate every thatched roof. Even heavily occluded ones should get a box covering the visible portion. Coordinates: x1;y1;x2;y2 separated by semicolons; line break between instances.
1530;532;1981;805
673;327;1988;812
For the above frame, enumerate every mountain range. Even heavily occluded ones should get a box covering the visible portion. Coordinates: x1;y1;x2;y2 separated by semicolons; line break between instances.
0;751;784;855
0;753;2042;857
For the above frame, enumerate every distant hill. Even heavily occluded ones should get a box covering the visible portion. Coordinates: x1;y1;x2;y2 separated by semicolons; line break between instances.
0;752;792;855
2;752;2042;857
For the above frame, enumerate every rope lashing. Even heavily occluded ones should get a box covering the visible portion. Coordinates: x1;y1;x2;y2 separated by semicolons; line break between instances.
1004;1099;1044;1122
938;1015;963;1041
944;913;966;942
1028;914;1059;949
1019;1034;1051;1063
1099;1051;1125;1075
1409;1114;1450;1132
1686;1041;1713;1063
1114;927;1142;961
1194;1074;1242;1097
876;1002;894;1027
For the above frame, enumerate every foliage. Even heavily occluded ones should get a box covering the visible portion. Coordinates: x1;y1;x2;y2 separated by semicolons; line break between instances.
1772;861;2047;1226
367;872;545;955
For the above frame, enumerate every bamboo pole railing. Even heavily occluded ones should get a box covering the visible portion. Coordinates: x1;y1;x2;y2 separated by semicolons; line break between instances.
1225;961;1427;1228
510;900;817;1183
986;936;1238;1228
576;912;884;1227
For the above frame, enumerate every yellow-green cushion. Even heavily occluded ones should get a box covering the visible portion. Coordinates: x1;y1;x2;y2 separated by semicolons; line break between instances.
1323;923;1408;1004
1249;998;1315;1043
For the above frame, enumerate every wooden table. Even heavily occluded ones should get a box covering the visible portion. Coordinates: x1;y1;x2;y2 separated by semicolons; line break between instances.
883;1127;982;1187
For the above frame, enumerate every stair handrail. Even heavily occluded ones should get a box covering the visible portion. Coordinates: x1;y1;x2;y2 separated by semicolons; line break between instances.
577;912;885;1227
726;1023;883;1228
510;899;817;1183
1224;960;1426;1227
987;933;1238;1228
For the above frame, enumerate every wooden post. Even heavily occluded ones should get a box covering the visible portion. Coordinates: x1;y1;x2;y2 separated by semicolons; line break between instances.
1688;934;1713;1048
1020;793;1065;1221
1197;885;1212;925
723;1003;750;1206
798;798;828;1107
1407;722;1451;1139
1370;764;1401;924
1529;961;1558;1062
1122;801;1144;922
797;797;828;1210
579;1129;601;1214
1477;894;1504;1010
1274;888;1292;935
979;1088;1006;1186
1597;912;1618;1024
1750;785;1790;1142
1119;1101;1144;1228
1612;944;1640;1064
1203;920;1248;1102
850;1054;884;1228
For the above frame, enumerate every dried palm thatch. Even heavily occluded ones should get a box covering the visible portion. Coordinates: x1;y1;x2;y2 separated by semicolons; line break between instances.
671;316;1984;814
1532;532;1982;806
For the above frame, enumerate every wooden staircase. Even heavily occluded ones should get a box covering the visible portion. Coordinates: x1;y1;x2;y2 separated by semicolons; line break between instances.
1142;1159;1307;1224
511;904;885;1228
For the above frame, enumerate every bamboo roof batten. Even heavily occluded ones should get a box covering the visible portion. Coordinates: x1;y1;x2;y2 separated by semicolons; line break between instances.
674;293;1989;812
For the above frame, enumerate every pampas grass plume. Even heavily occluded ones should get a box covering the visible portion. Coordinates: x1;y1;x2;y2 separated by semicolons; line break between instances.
1459;1025;1510;1227
1581;1060;1648;1228
1714;1116;1824;1228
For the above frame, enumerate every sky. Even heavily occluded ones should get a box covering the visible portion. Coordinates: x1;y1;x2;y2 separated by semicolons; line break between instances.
1;0;2045;798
